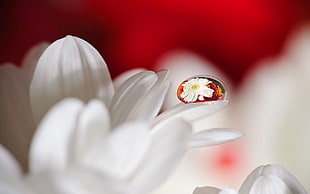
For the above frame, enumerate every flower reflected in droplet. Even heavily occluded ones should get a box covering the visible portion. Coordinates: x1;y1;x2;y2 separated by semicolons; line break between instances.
177;76;226;103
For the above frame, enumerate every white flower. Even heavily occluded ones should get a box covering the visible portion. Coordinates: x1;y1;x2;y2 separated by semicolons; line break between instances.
235;25;310;191
180;77;214;102
0;35;243;193
201;24;310;191
193;164;307;194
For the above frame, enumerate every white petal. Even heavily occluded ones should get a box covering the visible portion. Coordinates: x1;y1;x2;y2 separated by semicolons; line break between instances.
249;175;293;194
0;145;22;182
30;35;114;124
193;186;222;194
109;71;158;127
261;165;307;194
125;71;169;122
44;169;132;194
49;171;110;194
84;122;151;179
113;68;146;91
219;188;239;194
153;100;228;129
239;165;264;193
130;119;191;193
72;99;110;161
21;42;49;78
29;98;84;174
239;165;307;194
25;174;56;194
0;182;26;194
188;128;243;148
0;64;35;169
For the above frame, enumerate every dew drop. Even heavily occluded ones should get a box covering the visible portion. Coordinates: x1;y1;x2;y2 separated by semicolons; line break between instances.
177;76;226;103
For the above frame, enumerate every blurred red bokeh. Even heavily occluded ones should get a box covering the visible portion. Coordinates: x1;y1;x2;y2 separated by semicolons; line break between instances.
0;0;309;85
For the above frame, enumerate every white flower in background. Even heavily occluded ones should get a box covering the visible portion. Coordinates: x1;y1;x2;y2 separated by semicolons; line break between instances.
0;42;48;170
0;35;243;193
180;77;213;102
232;24;310;192
153;25;310;193
193;164;307;194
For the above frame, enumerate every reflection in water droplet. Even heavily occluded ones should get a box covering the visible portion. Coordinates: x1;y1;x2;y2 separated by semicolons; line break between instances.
177;76;226;103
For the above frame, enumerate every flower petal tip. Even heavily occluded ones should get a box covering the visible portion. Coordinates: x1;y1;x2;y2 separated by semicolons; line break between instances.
188;128;243;148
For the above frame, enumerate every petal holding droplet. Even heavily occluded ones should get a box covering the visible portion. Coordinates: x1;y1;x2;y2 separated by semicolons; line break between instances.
152;100;229;130
30;35;114;124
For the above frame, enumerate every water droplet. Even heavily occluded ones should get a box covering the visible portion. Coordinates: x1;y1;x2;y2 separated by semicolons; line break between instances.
177;76;226;103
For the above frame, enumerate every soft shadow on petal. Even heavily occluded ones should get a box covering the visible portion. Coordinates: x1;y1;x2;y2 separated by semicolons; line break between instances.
30;35;114;124
0;65;35;170
219;188;239;194
125;71;170;123
84;122;151;180
193;186;222;194
49;171;109;194
29;98;84;174
239;165;307;194
0;182;27;194
45;169;132;194
110;71;158;127
0;145;21;182
25;174;56;194
193;187;238;194
73;36;114;104
72;99;110;161
152;100;228;129
113;68;146;91
130;119;191;194
188;128;243;148
21;42;49;78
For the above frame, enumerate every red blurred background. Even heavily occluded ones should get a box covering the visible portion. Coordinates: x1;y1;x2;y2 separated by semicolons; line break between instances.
0;0;309;85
